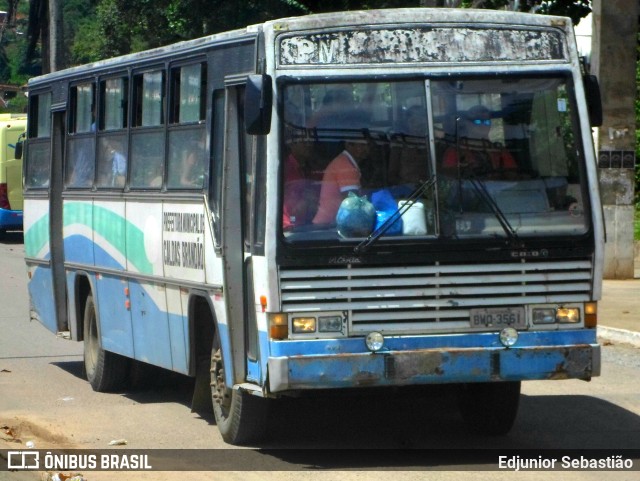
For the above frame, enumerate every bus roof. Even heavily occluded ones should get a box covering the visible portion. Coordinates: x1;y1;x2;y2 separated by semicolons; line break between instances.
28;8;573;88
262;7;572;32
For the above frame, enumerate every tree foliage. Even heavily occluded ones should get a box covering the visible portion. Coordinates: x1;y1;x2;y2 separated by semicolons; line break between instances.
636;33;640;207
1;0;593;81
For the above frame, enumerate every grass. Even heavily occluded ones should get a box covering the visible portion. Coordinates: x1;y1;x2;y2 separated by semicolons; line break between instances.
636;204;640;241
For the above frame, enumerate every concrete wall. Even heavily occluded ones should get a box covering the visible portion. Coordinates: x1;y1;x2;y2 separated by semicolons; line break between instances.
590;0;638;279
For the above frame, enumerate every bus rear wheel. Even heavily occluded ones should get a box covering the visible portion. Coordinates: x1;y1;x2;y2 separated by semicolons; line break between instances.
457;381;521;435
210;343;268;445
83;294;130;392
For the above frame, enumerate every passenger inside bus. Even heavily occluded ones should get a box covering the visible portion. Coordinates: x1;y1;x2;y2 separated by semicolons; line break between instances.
312;138;370;225
179;146;203;187
105;137;127;187
308;88;355;129
282;136;322;229
388;105;429;192
68;143;95;187
440;104;518;179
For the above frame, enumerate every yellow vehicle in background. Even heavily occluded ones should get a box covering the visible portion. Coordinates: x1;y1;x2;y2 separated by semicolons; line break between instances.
0;113;26;235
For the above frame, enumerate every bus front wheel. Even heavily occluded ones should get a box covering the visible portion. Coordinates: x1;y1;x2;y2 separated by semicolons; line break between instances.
457;381;521;435
83;294;130;392
210;342;268;445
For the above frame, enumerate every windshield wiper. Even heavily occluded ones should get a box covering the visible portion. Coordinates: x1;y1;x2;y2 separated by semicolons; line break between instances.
466;176;523;247
355;177;437;253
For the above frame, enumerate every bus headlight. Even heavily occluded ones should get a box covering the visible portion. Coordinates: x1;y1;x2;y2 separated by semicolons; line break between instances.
318;315;342;332
365;332;384;352
532;308;557;324
557;307;580;323
532;306;581;325
292;317;316;333
500;327;518;347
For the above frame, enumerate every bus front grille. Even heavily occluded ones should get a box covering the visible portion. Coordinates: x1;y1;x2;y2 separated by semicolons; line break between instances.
279;260;593;334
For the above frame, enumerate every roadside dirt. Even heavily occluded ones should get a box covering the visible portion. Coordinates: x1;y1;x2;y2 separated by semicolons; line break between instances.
2;416;78;449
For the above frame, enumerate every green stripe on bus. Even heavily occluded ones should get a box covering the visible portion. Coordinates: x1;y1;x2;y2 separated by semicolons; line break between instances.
24;215;50;258
25;202;153;274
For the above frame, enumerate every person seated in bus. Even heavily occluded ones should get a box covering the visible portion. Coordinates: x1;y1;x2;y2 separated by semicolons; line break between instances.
388;105;430;193
105;137;127;187
178;137;205;188
440;104;517;180
312;138;369;225
282;137;321;229
68;145;94;187
308;88;355;129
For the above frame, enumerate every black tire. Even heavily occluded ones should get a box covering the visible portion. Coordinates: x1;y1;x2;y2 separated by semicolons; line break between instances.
458;381;521;436
83;294;130;392
210;340;268;445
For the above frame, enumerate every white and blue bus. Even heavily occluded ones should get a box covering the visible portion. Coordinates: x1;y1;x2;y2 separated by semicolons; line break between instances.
24;8;604;445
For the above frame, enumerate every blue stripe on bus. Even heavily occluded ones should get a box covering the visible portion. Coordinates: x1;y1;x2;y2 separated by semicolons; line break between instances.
96;274;190;375
64;234;96;265
28;265;58;333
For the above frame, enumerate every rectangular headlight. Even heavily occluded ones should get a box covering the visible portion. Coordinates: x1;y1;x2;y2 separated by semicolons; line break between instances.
532;308;556;324
318;315;343;332
557;307;580;323
292;317;316;333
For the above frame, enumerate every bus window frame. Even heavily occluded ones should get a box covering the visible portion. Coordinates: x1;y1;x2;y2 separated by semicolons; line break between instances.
129;66;166;191
98;74;129;132
24;90;53;191
65;81;97;190
168;58;208;126
96;74;130;190
166;58;208;191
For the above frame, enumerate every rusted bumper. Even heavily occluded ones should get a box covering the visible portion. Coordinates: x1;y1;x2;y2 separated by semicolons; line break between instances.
267;331;600;393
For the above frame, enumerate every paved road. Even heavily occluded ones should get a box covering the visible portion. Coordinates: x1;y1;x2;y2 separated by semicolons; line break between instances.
1;232;639;481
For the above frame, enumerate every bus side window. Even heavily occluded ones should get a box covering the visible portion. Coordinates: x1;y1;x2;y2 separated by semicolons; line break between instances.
66;82;96;188
97;135;127;188
97;77;128;189
166;63;207;189
130;70;165;189
26;92;52;189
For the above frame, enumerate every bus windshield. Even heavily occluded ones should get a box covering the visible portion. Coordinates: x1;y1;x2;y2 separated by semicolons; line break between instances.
281;75;589;244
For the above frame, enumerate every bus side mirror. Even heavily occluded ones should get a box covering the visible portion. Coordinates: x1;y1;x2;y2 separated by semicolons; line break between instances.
15;133;25;160
245;74;273;135
584;74;603;127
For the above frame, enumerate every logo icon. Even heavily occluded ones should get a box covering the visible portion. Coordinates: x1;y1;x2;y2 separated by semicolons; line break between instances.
7;451;40;470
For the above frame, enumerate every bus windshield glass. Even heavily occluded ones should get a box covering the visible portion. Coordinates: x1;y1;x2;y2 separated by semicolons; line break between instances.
281;75;589;243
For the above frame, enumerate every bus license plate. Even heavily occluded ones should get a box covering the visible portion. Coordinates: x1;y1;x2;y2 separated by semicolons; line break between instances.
469;307;526;330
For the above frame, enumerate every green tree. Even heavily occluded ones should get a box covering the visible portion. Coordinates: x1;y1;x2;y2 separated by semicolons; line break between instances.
636;32;640;209
22;0;596;73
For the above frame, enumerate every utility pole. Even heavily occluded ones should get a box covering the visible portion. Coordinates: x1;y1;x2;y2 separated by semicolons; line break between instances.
590;0;639;279
48;0;64;72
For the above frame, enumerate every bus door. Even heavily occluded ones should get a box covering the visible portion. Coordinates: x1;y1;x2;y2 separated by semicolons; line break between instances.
48;109;69;332
220;81;261;386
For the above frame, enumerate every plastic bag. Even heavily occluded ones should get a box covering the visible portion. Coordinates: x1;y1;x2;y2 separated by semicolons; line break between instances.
371;189;403;235
336;192;376;238
399;200;427;235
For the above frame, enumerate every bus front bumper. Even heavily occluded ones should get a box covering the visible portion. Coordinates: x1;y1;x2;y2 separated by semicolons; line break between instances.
267;333;600;393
